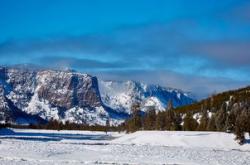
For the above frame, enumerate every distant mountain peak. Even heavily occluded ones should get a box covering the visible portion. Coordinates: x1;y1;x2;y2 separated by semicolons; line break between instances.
99;80;194;114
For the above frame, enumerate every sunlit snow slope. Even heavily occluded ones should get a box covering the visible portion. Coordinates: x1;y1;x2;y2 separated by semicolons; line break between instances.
99;80;194;114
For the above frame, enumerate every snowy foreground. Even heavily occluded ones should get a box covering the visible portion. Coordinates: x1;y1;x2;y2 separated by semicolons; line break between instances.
0;129;250;165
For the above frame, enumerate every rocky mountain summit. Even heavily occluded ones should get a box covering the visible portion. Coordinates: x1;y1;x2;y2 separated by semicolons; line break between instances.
99;80;194;114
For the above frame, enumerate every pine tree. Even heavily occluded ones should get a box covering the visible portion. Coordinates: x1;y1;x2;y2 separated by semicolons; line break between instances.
127;102;142;132
225;110;236;133
163;100;182;131
197;107;209;131
207;114;217;131
183;112;198;131
173;112;182;131
235;113;245;145
215;103;228;131
155;111;166;130
165;111;182;131
234;107;250;144
144;106;156;130
165;109;176;130
245;108;250;136
166;100;173;111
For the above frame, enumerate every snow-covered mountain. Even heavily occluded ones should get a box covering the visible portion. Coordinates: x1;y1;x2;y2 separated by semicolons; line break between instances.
99;80;194;114
0;66;110;125
0;66;195;125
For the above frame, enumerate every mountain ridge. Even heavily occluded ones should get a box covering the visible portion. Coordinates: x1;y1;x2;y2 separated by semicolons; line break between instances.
0;66;195;125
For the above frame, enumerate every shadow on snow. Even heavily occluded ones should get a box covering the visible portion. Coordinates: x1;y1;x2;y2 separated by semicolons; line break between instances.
0;128;113;142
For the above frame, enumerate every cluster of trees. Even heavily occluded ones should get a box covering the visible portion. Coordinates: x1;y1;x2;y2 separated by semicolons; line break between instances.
175;86;250;114
8;119;120;132
123;94;250;145
124;101;191;132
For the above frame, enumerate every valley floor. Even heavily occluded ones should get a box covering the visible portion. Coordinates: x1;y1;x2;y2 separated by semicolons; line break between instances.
0;129;249;165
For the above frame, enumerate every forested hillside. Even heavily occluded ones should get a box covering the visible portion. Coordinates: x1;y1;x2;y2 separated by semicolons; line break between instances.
122;86;250;144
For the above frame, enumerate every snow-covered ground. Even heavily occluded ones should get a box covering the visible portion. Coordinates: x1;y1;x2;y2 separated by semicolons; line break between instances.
0;129;249;165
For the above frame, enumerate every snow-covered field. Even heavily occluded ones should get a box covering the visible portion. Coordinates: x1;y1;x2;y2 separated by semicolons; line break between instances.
0;129;249;165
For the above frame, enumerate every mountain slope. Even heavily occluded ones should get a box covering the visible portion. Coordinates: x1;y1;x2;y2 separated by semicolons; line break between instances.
0;66;194;125
0;67;110;125
175;86;250;114
99;80;194;114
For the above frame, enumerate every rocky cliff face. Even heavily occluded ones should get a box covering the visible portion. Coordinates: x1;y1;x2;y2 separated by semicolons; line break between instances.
0;67;109;125
36;70;102;109
0;66;195;125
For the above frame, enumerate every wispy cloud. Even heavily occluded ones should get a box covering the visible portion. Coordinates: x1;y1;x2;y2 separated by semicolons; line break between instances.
93;69;249;99
187;40;250;67
0;21;249;79
38;56;135;71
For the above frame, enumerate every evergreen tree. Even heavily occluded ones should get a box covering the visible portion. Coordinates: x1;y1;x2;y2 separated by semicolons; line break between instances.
155;111;166;130
197;105;209;131
173;112;182;131
234;107;250;144
183;112;198;131
215;103;228;131
225;110;236;132
166;100;173;111
235;112;245;145
163;100;182;131
207;114;217;131
127;102;142;132
165;109;174;130
144;106;156;130
197;107;209;131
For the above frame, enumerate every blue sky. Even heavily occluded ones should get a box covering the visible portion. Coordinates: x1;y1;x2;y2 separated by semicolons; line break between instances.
0;0;250;98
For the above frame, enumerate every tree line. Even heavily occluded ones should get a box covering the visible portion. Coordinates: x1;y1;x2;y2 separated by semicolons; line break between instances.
121;95;250;145
2;119;121;132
